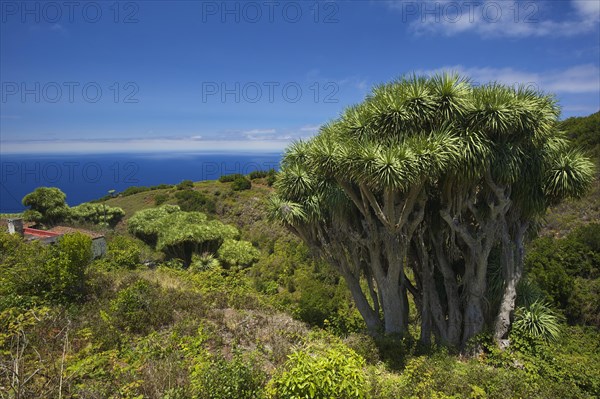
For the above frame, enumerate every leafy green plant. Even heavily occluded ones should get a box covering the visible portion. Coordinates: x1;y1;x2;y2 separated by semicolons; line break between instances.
22;187;70;226
176;179;194;190
268;340;368;399
232;176;252;191
103;235;142;269
217;239;260;268
174;189;215;213
219;173;244;183
109;279;172;334
70;202;125;226
44;232;92;302
189;252;220;272
512;301;564;343
154;193;169;205
190;351;265;399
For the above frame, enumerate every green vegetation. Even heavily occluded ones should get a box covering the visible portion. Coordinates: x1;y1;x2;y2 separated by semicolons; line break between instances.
270;74;594;349
22;186;70;226
1;94;598;397
70;202;125;227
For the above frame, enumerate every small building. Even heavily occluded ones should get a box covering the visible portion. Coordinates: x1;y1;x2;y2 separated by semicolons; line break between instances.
6;218;107;259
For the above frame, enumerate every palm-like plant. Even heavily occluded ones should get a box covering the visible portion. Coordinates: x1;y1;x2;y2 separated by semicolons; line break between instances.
513;300;564;343
270;73;594;348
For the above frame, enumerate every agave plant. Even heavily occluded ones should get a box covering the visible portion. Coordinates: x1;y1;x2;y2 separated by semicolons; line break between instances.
512;300;564;343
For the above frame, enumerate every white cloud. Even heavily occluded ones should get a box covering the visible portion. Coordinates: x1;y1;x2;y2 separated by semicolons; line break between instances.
388;0;599;38
417;64;600;94
572;0;600;18
0;138;290;154
243;128;277;135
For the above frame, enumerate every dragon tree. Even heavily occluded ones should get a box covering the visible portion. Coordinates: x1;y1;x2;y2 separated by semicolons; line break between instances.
269;73;594;349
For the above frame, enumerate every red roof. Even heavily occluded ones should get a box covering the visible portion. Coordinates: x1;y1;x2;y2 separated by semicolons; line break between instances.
23;227;61;238
48;226;104;239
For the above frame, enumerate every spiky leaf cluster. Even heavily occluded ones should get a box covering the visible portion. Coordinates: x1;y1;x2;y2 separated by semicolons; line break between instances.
272;73;594;225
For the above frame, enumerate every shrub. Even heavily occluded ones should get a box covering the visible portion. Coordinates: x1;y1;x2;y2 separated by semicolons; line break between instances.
109;279;172;334
219;173;244;183
232;176;252;191
104;235;142;269
190;352;265;399
174;190;215;213
248;170;274;180
512;300;564;343
217;239;260;268
154;193;169;205
268;340;368;399
122;186;150;196
189;253;220;272
176;180;194;190
45;232;92;302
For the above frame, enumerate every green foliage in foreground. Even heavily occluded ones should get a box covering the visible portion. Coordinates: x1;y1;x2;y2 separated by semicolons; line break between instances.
0;231;91;305
268;337;368;399
1;225;599;398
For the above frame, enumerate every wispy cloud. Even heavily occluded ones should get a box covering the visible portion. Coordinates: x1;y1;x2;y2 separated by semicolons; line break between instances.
417;64;600;94
0;124;325;154
0;137;289;154
387;0;599;38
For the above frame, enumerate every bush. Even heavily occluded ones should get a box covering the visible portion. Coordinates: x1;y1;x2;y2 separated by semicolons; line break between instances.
232;176;252;191
176;180;194;190
45;232;92;302
174;190;215;213
248;169;276;180
104;235;142;269
219;173;244;183
268;340;368;399
109;279;172;334
190;352;265;399
122;186;150;196
525;223;600;326
154;193;169;205
512;301;564;343
217;239;260;268
189;253;220;272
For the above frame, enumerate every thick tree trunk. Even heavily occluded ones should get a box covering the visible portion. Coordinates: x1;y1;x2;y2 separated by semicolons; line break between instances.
462;255;488;347
493;220;528;346
343;271;382;333
379;278;407;335
430;231;462;347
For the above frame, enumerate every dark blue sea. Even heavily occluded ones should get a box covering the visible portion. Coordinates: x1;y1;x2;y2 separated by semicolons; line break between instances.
0;152;282;213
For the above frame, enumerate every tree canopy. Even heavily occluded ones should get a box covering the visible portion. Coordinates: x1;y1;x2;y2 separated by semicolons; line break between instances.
22;187;70;226
270;73;595;349
128;205;257;267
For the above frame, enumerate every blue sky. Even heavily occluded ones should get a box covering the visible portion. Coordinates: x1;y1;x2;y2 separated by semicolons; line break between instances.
1;0;599;154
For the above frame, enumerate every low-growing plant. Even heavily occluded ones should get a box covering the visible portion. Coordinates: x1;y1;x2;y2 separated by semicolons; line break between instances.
217;239;260;268
190;351;265;399
512;300;564;343
232;176;252;191
218;173;244;183
267;339;368;399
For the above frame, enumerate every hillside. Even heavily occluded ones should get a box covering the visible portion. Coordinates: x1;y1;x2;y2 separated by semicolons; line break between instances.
2;111;600;398
542;111;600;236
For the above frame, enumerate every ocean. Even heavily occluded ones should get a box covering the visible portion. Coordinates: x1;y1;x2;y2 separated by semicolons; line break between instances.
0;152;282;213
